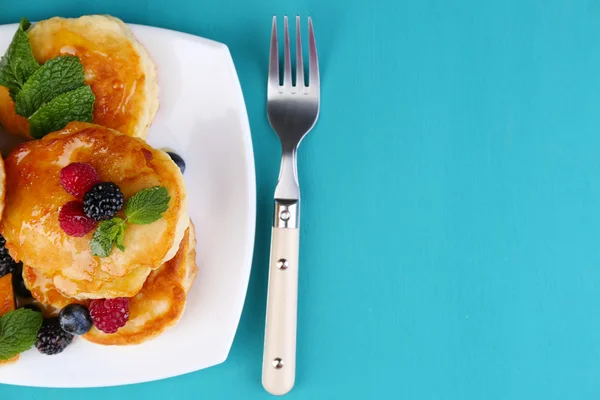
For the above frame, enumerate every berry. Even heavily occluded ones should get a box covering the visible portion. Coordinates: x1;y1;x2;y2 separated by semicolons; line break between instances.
83;182;124;221
0;234;18;278
60;163;101;199
35;318;74;355
12;263;31;299
59;304;93;335
166;152;186;174
58;201;97;237
89;297;129;334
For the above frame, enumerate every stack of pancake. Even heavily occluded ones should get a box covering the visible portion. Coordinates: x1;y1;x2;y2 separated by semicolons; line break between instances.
0;16;198;345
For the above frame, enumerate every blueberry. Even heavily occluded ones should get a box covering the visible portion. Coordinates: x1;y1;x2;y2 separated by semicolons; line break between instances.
59;304;93;335
167;152;186;174
12;263;31;298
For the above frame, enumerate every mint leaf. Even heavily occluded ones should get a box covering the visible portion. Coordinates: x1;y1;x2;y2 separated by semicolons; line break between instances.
125;186;170;225
91;218;126;257
28;85;94;139
15;55;85;118
91;188;170;256
90;234;113;258
0;19;39;98
115;226;126;252
0;308;42;360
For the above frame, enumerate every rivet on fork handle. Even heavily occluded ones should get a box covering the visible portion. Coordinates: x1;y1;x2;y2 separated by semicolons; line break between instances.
274;200;298;228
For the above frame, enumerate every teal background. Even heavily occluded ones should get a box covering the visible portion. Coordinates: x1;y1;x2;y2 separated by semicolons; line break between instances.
1;0;600;398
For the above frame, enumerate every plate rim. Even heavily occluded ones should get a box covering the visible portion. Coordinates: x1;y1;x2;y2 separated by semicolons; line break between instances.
131;20;258;371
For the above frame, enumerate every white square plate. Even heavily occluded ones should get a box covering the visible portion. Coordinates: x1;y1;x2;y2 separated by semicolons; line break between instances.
0;23;256;387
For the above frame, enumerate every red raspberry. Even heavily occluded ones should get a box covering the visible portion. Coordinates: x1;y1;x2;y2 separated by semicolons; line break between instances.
60;163;101;199
58;201;97;237
89;298;130;334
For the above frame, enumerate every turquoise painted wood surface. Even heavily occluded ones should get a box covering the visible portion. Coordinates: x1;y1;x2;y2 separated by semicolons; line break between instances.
2;0;600;398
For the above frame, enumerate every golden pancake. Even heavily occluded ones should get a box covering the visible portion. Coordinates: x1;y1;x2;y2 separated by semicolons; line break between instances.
21;223;197;345
0;15;158;139
0;87;29;138
84;223;198;345
0;122;188;299
23;265;88;311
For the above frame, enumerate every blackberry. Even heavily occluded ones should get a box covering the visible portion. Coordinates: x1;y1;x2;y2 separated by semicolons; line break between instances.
0;234;18;278
35;318;74;355
83;182;125;221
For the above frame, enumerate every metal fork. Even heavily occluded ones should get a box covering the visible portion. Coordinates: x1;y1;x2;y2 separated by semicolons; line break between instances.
262;15;320;396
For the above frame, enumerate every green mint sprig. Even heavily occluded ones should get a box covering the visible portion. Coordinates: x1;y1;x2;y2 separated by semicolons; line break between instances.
0;308;42;361
90;217;126;258
0;19;39;98
29;85;95;139
15;55;85;118
124;186;171;225
91;187;171;258
0;19;95;138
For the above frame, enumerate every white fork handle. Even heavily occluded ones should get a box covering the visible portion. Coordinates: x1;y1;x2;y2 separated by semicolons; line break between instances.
262;227;299;396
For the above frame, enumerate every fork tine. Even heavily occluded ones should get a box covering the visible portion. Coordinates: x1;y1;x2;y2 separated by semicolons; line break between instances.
295;15;304;90
308;17;319;89
283;16;292;87
269;16;279;88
